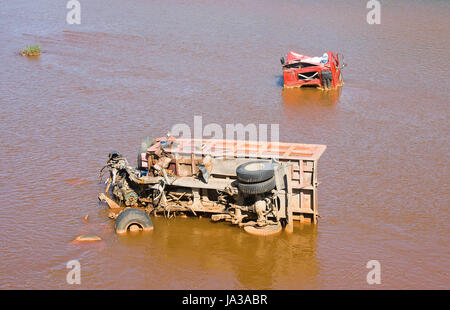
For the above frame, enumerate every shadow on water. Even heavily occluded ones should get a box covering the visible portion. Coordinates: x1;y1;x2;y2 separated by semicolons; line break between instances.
275;74;284;87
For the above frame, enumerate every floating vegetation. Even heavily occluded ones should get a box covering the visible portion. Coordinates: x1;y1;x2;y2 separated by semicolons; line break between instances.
20;44;41;56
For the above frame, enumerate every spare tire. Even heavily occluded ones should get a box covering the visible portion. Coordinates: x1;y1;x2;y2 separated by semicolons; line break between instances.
115;208;153;234
137;136;154;170
237;176;276;195
236;161;274;184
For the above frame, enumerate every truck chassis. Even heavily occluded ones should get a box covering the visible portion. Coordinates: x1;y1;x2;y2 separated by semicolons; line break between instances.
99;136;326;235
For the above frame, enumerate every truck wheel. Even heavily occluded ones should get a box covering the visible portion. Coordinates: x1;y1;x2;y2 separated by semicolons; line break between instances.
326;77;332;89
321;71;332;89
244;223;282;236
137;136;154;170
236;161;274;183
237;176;276;195
115;208;153;234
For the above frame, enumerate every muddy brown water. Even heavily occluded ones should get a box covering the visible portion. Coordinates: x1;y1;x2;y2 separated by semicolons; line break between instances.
0;0;449;289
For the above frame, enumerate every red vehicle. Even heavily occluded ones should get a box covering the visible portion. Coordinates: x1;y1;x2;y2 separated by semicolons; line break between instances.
281;51;345;90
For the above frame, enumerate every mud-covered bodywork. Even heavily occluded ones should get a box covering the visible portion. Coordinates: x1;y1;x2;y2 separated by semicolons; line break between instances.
99;136;326;235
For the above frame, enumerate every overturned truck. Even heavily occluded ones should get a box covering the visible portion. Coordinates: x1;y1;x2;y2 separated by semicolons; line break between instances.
99;136;326;236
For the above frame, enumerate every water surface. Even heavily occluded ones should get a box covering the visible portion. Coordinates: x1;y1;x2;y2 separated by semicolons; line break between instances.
0;0;449;289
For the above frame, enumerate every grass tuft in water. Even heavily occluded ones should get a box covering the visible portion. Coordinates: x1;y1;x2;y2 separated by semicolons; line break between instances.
20;44;41;56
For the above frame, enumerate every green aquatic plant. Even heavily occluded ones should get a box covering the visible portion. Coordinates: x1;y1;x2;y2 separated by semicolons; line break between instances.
20;44;41;56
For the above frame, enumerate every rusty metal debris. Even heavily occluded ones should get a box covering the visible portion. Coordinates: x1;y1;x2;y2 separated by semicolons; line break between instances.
98;192;121;209
98;136;326;235
73;234;102;242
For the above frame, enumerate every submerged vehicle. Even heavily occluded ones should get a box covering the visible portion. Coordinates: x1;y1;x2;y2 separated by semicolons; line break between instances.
281;51;345;90
99;135;326;236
